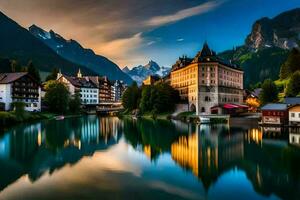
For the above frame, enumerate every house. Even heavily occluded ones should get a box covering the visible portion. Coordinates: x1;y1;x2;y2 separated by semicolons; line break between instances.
57;70;99;105
0;72;41;111
261;103;288;125
288;104;300;125
170;43;244;115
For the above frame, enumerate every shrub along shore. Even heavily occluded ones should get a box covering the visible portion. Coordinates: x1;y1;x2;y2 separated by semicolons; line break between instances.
0;111;55;129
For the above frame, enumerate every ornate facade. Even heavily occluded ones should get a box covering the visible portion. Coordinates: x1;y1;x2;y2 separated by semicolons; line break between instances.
170;43;244;114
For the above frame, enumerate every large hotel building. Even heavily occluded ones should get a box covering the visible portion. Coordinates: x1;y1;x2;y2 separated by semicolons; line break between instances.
170;43;244;115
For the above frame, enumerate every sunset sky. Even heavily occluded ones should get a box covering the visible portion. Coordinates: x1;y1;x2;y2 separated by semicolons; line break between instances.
0;0;300;68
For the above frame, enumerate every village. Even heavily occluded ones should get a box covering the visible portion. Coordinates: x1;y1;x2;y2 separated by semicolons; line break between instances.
0;42;299;129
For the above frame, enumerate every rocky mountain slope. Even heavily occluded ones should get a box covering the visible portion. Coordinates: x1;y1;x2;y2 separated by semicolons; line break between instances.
123;60;170;85
29;25;132;84
219;8;300;87
0;11;96;76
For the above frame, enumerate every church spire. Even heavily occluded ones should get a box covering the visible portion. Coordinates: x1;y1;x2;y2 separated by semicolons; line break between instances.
77;68;82;78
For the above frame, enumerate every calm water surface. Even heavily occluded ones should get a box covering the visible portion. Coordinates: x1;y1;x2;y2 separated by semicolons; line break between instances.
0;116;299;200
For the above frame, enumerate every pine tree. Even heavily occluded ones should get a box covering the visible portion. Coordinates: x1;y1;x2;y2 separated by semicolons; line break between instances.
27;61;41;83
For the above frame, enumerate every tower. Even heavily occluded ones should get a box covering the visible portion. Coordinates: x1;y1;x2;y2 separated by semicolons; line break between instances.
77;68;82;78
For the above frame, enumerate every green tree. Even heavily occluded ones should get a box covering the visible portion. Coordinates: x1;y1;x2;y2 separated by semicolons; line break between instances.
280;48;300;79
139;86;152;113
69;92;82;113
27;61;41;83
260;79;278;104
122;82;140;111
44;80;70;114
138;83;180;114
46;68;59;81
286;71;300;97
11;102;26;117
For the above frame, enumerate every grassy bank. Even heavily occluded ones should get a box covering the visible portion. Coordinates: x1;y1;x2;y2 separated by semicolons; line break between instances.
0;111;56;128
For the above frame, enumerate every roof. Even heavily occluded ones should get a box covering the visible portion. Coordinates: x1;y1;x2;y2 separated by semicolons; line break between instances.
0;72;28;84
251;88;262;98
61;75;98;88
261;103;288;111
171;43;242;72
283;97;300;105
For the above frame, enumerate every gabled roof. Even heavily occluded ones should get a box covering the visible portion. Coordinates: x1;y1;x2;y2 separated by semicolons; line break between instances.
261;103;288;111
61;75;98;88
283;97;300;105
0;72;28;84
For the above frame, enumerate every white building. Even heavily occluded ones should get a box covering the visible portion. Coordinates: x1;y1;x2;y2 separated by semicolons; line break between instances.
288;104;300;125
57;70;99;105
0;72;41;111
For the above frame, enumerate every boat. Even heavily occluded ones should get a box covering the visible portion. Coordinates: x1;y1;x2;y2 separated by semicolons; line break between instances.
55;115;65;120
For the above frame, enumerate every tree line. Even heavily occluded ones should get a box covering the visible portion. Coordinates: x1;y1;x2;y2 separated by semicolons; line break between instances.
258;47;300;105
122;82;180;115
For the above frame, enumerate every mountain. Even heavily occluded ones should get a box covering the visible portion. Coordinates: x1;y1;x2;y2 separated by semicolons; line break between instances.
123;60;170;85
29;25;132;84
0;11;96;76
219;8;300;87
246;8;300;49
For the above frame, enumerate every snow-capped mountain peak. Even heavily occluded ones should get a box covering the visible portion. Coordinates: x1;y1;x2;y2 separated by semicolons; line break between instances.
124;60;170;85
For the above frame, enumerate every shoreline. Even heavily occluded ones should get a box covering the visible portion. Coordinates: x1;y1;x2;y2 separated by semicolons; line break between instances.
0;112;83;133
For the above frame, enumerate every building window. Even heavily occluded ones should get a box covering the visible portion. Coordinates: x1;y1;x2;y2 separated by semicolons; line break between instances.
292;113;295;118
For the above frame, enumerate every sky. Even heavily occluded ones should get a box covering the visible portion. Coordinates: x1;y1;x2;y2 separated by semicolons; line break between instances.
0;0;300;69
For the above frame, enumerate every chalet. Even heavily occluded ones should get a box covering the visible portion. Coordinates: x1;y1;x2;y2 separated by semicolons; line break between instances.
0;72;41;111
288;104;300;125
261;103;288;125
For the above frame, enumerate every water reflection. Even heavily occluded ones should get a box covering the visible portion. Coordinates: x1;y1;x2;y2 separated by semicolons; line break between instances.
0;116;122;192
0;116;299;200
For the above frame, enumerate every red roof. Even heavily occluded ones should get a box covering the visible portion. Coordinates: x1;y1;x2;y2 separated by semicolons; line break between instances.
212;103;248;110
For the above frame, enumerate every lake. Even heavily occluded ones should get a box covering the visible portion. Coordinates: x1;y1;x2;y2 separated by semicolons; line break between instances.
0;116;299;200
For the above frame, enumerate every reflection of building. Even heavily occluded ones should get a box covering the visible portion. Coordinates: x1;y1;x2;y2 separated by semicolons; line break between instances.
171;124;244;188
246;128;262;145
0;116;123;191
170;43;244;115
0;72;41;111
171;133;199;176
289;133;300;146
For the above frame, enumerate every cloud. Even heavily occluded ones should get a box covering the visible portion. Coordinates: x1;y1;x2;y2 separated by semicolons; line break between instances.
145;1;222;27
95;33;146;67
0;0;223;67
146;41;156;46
